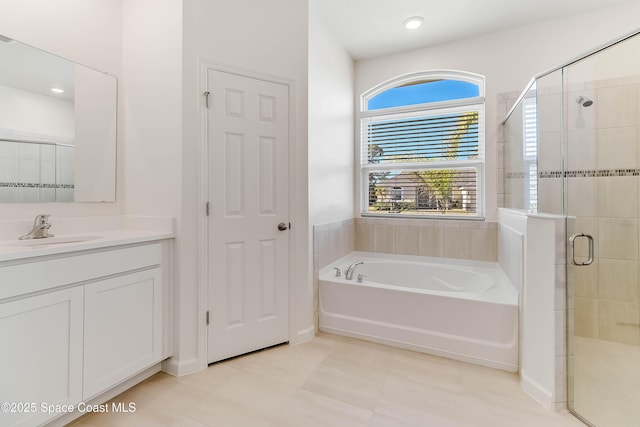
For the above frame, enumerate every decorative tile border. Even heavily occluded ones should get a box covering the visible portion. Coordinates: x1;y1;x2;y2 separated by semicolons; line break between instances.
0;182;74;189
507;169;640;179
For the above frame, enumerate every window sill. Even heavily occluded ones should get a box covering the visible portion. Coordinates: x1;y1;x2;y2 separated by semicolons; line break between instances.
361;213;485;221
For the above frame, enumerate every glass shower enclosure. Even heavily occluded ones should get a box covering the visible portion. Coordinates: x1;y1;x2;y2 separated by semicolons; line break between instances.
503;30;640;427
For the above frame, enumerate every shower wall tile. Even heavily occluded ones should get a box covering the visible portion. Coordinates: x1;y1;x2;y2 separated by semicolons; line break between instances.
19;143;39;160
538;178;563;215
19;187;38;202
598;300;640;346
597;84;637;129
0;141;19;158
574;297;599;339
598;259;638;302
537;91;562;133
597;126;637;169
0;187;18;203
598;218;638;260
19;159;39;183
566;129;596;171
537;131;562;172
570;261;598;298
0;157;19;182
572;217;599;259
567;89;596;131
40;161;56;185
566;178;597;217
597;177;638;219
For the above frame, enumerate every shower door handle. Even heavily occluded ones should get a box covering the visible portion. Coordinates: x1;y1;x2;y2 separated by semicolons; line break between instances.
569;233;594;266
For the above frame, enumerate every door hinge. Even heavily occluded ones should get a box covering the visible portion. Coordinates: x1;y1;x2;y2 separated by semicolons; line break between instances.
206;310;210;325
205;202;210;216
289;222;292;230
204;91;210;108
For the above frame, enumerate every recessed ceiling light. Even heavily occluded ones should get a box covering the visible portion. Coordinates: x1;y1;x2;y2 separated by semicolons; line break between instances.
403;16;423;30
50;87;64;94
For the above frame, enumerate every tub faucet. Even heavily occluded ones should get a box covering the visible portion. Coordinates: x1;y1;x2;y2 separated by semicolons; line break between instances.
19;214;54;240
345;261;363;280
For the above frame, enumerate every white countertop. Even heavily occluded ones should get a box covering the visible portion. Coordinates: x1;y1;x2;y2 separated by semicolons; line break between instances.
0;229;174;262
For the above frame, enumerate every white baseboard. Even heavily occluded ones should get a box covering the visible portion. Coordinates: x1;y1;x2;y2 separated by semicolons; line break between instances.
161;356;200;377
290;324;315;344
521;370;554;409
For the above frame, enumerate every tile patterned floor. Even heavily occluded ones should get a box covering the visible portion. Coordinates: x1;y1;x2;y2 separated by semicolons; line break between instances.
572;336;640;427
71;333;585;426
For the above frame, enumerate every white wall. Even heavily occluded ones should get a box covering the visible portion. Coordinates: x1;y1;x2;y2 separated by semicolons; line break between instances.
74;66;117;202
355;2;640;222
309;1;355;226
119;0;183;372
0;0;123;219
178;0;310;373
121;0;182;217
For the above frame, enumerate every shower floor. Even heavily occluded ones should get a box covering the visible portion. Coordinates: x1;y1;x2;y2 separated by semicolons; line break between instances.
573;336;640;427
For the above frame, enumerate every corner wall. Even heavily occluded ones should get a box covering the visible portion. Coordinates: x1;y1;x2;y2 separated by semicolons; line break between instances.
309;1;355;226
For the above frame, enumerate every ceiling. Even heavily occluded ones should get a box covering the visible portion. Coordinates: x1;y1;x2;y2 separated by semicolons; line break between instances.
315;0;640;60
0;36;75;101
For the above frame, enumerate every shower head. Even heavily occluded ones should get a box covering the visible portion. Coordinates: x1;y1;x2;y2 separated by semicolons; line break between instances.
577;96;593;107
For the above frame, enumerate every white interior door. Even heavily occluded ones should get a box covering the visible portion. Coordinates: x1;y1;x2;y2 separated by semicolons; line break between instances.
207;69;290;363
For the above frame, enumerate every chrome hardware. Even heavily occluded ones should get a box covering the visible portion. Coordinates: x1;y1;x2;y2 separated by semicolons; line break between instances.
569;233;594;266
333;267;341;277
345;261;363;280
278;222;288;231
357;274;366;283
19;214;54;240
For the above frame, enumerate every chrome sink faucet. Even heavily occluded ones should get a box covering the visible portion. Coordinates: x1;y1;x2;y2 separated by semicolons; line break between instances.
345;261;363;280
19;214;54;240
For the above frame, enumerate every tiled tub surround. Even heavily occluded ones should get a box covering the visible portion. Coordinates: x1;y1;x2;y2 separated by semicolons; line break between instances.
0;130;75;203
313;218;498;330
355;217;498;262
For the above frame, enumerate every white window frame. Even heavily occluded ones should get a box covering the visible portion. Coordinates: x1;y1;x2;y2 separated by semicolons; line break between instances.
358;70;486;220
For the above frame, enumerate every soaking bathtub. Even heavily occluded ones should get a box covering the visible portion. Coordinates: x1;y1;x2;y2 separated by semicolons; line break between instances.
319;252;519;371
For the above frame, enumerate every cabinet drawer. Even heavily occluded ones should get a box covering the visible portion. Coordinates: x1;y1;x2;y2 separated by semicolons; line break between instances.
0;243;161;300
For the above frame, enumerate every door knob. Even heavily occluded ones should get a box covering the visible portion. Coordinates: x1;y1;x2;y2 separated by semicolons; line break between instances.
278;223;288;231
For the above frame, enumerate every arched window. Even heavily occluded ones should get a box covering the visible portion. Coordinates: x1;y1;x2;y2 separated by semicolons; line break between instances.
360;71;485;218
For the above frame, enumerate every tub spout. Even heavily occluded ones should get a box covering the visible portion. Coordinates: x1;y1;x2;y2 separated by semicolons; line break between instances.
345;261;363;280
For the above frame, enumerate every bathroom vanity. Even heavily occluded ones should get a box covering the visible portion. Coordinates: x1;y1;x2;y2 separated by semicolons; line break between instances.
0;224;173;427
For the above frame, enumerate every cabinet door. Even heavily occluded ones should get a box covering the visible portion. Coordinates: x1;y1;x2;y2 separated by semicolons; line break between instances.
0;287;83;427
83;268;163;400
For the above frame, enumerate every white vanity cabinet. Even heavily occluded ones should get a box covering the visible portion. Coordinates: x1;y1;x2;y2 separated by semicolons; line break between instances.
0;287;84;427
83;267;163;399
0;239;171;427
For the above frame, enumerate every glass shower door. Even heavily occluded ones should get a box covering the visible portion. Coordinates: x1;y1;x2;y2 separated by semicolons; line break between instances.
566;33;640;427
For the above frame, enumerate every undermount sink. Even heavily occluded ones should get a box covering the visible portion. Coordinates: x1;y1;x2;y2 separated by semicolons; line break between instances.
1;235;103;247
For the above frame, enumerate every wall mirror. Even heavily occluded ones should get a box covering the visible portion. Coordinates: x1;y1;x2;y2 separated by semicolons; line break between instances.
0;34;117;203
